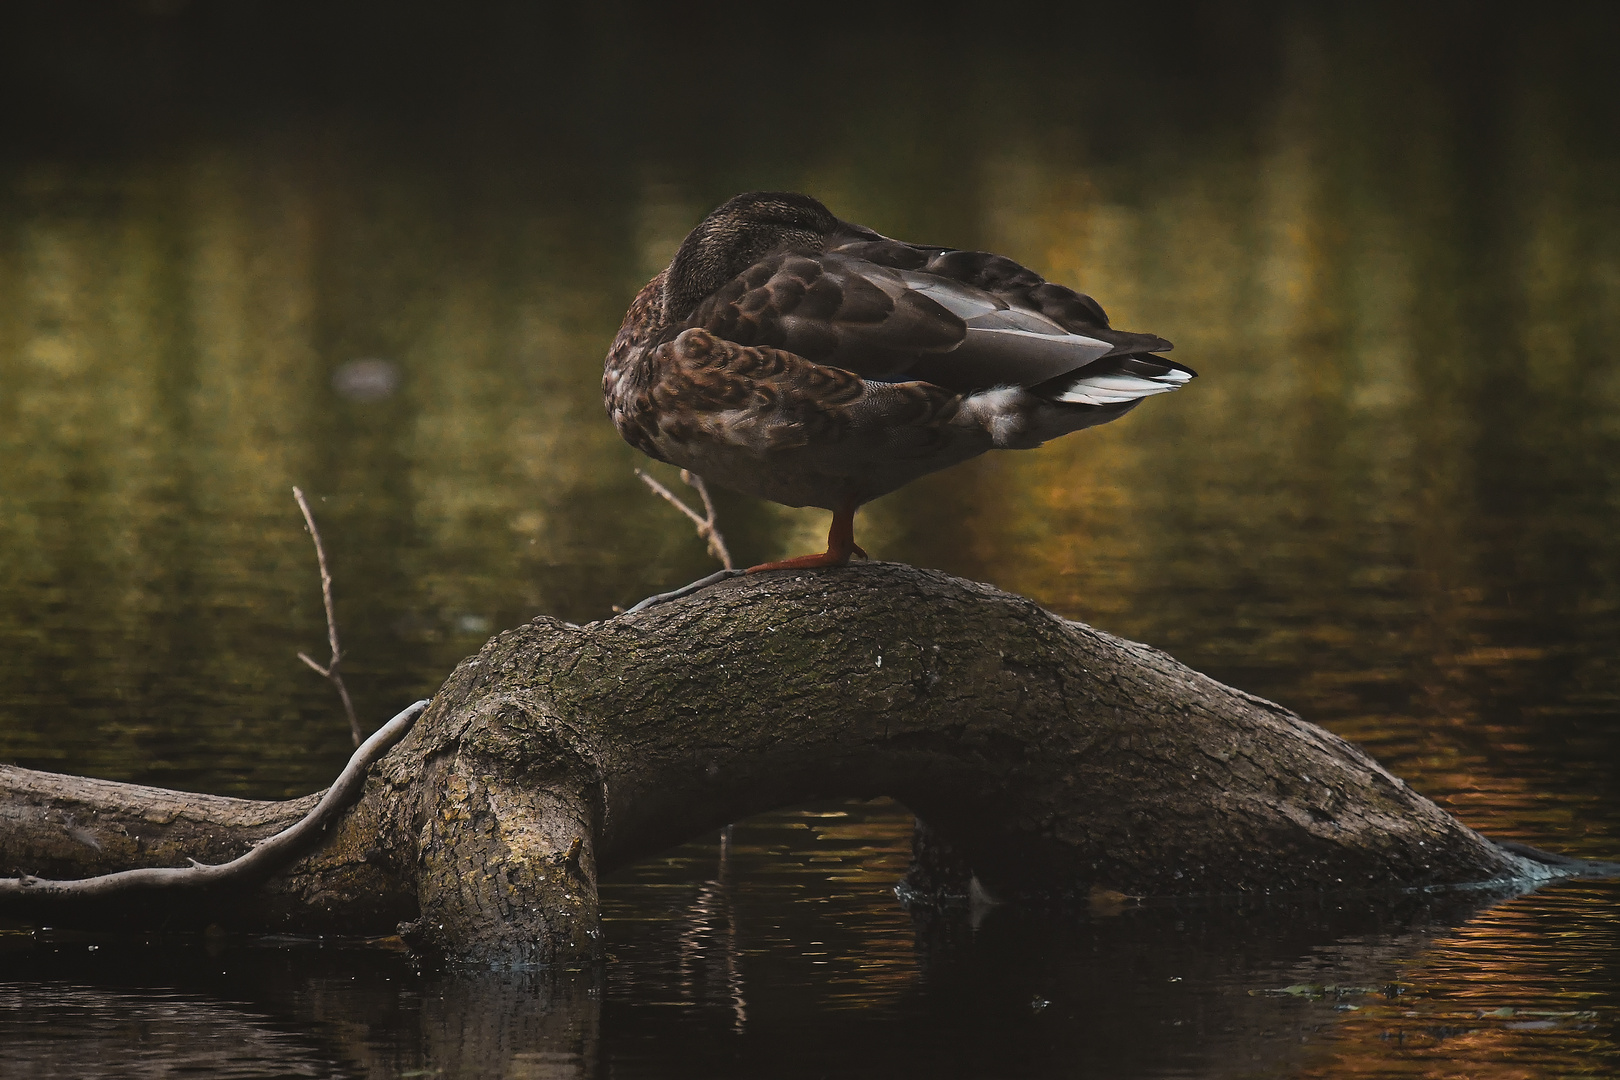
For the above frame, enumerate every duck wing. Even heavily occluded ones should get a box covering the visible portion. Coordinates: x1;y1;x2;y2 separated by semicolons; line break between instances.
834;240;1183;388
688;245;1186;395
687;251;964;379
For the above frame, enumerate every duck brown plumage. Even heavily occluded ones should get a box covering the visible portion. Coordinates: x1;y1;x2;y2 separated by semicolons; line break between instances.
604;191;1195;571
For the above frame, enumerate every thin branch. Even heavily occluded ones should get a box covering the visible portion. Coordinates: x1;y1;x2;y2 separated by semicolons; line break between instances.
636;468;734;570
0;700;430;901
623;567;745;615
293;486;362;746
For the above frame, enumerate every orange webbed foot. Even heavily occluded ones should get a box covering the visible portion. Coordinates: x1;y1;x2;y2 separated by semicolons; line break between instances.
744;502;865;574
746;549;854;573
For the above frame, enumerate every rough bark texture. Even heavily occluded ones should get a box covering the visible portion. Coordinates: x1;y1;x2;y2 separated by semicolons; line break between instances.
0;563;1587;965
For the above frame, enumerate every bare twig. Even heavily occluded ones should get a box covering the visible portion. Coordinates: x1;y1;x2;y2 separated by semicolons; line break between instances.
0;699;430;900
636;469;734;571
293;486;362;746
623;567;745;615
615;470;743;615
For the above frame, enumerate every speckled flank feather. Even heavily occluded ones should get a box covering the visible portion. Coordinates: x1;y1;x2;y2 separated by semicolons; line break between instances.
603;191;1194;522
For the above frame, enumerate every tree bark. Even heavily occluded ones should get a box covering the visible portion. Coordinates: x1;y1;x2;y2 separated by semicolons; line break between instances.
0;563;1601;965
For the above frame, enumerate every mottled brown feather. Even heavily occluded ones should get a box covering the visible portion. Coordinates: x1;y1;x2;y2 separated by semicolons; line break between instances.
687;252;965;379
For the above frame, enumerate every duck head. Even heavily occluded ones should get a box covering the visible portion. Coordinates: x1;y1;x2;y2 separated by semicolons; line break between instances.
663;192;839;321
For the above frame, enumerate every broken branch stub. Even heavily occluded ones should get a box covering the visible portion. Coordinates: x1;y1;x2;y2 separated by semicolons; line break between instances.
293;485;362;746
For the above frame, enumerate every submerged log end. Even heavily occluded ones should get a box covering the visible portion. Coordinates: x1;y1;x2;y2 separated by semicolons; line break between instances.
405;769;602;967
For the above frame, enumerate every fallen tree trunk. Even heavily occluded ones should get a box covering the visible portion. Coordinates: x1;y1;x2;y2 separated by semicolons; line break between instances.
0;564;1599;965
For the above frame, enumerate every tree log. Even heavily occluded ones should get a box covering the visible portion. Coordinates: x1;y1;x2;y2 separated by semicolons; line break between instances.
0;564;1605;965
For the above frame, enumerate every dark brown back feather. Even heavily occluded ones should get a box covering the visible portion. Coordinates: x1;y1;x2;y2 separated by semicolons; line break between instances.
683;252;966;380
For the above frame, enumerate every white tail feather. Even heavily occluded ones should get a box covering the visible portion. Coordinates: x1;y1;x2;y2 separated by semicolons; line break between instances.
1057;368;1191;406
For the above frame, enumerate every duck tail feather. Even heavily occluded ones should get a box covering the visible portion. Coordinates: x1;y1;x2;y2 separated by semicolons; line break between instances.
1047;355;1197;407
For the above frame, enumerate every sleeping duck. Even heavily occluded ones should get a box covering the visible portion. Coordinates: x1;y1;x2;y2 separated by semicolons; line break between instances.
604;191;1194;571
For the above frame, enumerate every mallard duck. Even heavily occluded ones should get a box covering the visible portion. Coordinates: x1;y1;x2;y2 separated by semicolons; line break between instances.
605;192;1194;571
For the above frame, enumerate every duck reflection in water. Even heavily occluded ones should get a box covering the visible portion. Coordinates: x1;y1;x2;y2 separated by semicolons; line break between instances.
604;192;1194;571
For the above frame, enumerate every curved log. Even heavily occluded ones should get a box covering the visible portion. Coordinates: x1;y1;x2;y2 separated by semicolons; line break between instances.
0;564;1607;965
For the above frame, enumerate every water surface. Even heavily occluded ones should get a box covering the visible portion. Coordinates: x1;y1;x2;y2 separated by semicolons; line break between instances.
1;4;1617;1077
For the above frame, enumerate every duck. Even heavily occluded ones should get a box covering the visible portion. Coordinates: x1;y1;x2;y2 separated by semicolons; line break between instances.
604;191;1194;572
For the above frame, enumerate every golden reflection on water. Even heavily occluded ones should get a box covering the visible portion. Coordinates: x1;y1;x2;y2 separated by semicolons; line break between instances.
1287;883;1620;1079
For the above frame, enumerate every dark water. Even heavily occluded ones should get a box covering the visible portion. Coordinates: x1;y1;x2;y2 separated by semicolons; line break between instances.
2;3;1618;1076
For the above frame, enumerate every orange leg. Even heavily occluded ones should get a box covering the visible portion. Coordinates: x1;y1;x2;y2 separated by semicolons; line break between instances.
747;501;867;573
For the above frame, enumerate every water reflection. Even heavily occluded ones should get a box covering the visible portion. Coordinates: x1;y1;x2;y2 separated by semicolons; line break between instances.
4;832;1614;1079
1;3;1618;1077
0;984;347;1078
598;804;1618;1079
